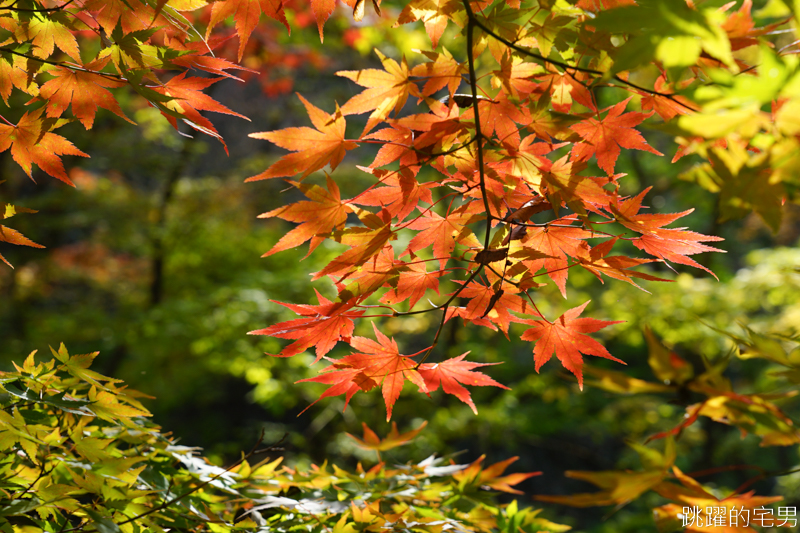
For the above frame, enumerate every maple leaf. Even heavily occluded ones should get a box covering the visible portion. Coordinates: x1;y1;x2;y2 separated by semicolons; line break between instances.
419;353;509;413
404;204;481;268
518;216;594;297
347;421;427;455
0;109;89;185
639;74;693;121
395;0;461;49
653;466;783;533
362;127;418;168
570;97;662;175
206;0;289;60
539;155;610;215
152;73;249;153
0;212;45;268
15;14;81;61
297;365;378;415
312;224;395;281
453;280;529;334
453;455;541;494
247;95;357;181
411;49;465;99
574;237;672;291
352;167;436;221
492;55;541;99
461;93;530;148
316;324;427;420
248;290;364;362
380;257;442;308
336;245;399;301
82;0;160;33
609;188;725;278
259;176;351;257
338;51;419;136
535;71;595;113
520;301;624;389
37;60;133;130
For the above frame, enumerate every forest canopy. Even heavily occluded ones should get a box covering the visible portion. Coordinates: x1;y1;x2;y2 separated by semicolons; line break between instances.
1;0;800;531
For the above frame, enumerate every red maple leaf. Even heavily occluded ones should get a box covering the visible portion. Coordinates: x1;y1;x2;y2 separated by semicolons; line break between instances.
248;95;357;181
301;324;427;420
609;189;725;278
570;97;662;175
520;301;624;389
297;366;377;415
419;353;509;413
259;176;351;257
248;290;364;362
0;109;89;185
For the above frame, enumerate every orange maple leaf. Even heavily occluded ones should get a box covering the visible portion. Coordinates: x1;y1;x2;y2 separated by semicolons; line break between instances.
248;95;357;181
362;127;418;168
0;221;45;268
338;50;419;136
520;301;624;389
0;109;89;185
352;167;436;222
38;60;132;129
411;49;465;99
303;324;427;420
347;421;427;455
453;455;541;494
404;204;481;268
153;73;249;153
453;280;529;334
639;74;694;121
312;224;395;281
396;0;461;48
419;353;509;413
518;215;594;297
380;258;442;308
609;188;725;278
570;97;662;175
248;290;364;362
206;0;289;60
259;176;351;257
574;237;672;291
653;466;783;533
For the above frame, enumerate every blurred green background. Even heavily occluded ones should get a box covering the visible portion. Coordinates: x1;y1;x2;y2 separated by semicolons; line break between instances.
1;9;799;532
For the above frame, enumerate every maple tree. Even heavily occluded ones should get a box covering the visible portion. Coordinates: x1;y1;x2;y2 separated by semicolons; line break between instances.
2;0;800;530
